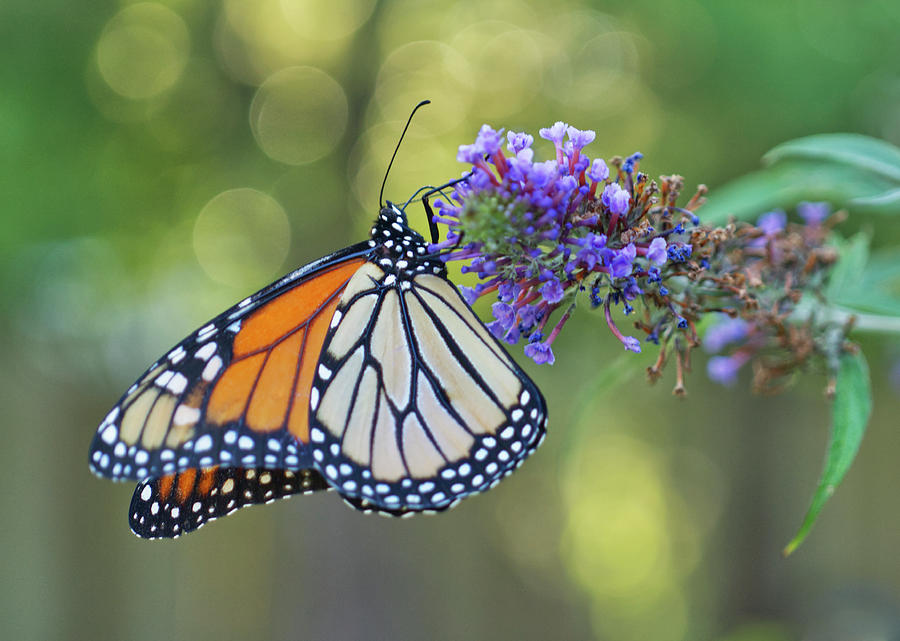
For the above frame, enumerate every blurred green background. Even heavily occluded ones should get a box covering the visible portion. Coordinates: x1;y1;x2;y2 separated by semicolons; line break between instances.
3;1;900;640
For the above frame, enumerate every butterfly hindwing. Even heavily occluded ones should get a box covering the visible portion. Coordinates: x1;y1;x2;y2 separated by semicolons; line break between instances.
129;466;330;538
89;245;370;482
307;207;548;514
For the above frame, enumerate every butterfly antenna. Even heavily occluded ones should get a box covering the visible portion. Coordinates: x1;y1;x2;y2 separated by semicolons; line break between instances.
379;99;431;209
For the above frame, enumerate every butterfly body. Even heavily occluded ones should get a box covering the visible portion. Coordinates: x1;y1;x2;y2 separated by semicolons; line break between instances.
90;204;547;537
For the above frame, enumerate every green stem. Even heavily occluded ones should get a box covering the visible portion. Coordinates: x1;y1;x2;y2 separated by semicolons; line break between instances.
828;306;900;335
787;298;900;335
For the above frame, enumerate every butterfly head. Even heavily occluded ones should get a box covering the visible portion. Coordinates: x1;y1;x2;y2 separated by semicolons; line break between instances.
379;201;409;224
369;202;446;278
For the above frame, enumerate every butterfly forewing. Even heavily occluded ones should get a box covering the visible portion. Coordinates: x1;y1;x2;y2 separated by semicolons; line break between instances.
307;207;547;514
130;466;330;538
89;246;369;482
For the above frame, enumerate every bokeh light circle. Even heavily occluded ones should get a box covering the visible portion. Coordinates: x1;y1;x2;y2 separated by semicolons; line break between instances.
279;0;376;41
449;22;546;118
250;66;348;165
374;41;472;135
193;189;291;287
95;3;190;100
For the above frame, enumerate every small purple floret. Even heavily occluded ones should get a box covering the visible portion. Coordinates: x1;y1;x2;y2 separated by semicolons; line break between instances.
707;355;741;386
524;341;555;365
566;126;596;151
529;160;556;188
602;183;630;215
518;305;538;329
622;152;643;174
457;143;482;164
623;278;643;300
757;210;787;235
459;285;479;305
588;158;609;182
647;237;668;265
798;201;829;226
540;278;565;304
703;316;750;353
491;302;516;329
498;281;520;303
475;125;503;155
539;121;567;146
610;243;636;278
506;131;534;154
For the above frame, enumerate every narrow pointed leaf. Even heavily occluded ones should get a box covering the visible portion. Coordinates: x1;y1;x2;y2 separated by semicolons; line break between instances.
783;351;872;555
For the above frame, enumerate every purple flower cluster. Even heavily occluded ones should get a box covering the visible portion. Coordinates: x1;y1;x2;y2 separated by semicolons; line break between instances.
698;204;837;389
428;120;847;400
430;122;700;365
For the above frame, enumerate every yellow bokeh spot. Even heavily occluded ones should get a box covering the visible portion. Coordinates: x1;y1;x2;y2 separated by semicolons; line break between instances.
562;434;671;597
96;3;190;100
216;0;353;85
193;189;291;288
373;41;473;135
279;0;376;41
559;423;722;641
250;66;348;165
547;27;641;116
449;22;549;118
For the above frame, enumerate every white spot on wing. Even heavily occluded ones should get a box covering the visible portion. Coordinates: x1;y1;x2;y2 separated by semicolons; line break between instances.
173;405;200;426
202;356;223;381
195;434;213;452
167;373;188;395
101;424;118;445
154;370;175;387
103;407;120;426
195;342;216;361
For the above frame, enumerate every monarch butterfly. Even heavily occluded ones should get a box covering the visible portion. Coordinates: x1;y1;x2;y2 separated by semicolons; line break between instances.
89;198;548;538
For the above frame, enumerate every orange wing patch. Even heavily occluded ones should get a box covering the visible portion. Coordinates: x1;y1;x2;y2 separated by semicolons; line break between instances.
207;352;266;424
208;259;364;441
234;261;363;356
176;468;200;502
288;293;342;443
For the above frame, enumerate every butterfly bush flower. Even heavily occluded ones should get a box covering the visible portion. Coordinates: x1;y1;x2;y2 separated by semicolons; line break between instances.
430;122;847;395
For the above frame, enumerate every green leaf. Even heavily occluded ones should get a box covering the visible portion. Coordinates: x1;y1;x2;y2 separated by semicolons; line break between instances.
764;133;900;183
849;187;900;209
831;248;900;317
700;160;898;225
701;134;900;224
783;351;872;556
826;231;871;303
